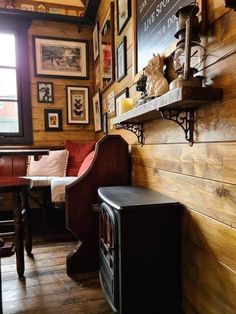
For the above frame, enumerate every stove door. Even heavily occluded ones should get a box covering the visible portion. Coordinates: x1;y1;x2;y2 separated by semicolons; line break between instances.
99;202;119;312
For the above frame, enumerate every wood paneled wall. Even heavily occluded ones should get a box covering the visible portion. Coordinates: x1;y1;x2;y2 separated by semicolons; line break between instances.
95;0;236;313
28;20;95;146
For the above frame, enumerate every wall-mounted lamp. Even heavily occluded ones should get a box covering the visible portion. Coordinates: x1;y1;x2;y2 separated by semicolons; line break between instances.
170;4;205;90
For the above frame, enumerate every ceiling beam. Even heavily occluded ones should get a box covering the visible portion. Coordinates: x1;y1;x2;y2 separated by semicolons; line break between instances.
83;0;100;24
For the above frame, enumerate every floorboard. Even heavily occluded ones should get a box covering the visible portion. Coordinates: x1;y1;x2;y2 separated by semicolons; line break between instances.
1;240;113;314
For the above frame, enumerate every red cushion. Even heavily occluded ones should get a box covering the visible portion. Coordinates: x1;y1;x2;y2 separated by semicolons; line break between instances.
78;151;95;177
65;140;96;176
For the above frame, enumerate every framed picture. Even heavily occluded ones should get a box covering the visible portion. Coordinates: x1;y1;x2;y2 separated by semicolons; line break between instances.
117;0;131;35
37;81;54;103
21;4;34;11
33;36;89;79
93;22;99;61
116;36;127;81
102;112;108;134
107;90;115;116
94;62;101;91
101;43;112;80
66;86;89;124
115;88;129;116
44;109;62;131
93;91;102;132
48;7;66;15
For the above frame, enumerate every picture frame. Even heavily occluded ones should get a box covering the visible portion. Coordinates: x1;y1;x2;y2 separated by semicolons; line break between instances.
37;81;54;103
33;36;89;79
20;4;34;11
116;0;131;35
116;36;127;81
66;86;89;124
92;91;102;132
102;112;108;134
94;62;101;91
93;22;99;61
107;90;115;116
115;87;129;116
44;109;62;131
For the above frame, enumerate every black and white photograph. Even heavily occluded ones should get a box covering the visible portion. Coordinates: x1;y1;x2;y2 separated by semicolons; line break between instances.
116;36;127;81
37;81;54;103
93;22;99;61
102;112;108;134
116;0;131;34
93;90;102;132
33;36;89;79
66;86;89;124
107;90;115;116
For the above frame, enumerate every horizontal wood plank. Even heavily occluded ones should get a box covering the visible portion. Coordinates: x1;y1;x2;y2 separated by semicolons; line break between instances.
132;166;236;227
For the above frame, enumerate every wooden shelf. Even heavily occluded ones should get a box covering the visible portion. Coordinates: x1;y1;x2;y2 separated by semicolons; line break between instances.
112;86;223;146
0;7;90;25
112;86;223;125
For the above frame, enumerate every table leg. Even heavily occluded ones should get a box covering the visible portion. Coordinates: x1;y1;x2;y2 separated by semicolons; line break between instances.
13;192;24;278
22;190;32;256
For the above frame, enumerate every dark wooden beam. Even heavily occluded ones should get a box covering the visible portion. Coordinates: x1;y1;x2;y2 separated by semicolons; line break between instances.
83;0;100;24
0;7;91;25
225;0;236;10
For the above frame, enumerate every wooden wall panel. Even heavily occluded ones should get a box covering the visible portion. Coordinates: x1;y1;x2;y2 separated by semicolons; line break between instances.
92;2;236;311
132;143;236;185
132;166;236;227
182;239;236;309
183;275;235;314
28;20;95;147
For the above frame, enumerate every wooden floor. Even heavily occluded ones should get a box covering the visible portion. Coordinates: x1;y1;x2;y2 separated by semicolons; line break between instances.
1;240;113;314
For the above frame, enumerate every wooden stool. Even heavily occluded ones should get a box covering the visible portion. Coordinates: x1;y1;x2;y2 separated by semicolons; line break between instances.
0;177;32;277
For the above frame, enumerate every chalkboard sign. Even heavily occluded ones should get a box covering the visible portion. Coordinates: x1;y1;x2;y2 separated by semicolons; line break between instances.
136;0;194;72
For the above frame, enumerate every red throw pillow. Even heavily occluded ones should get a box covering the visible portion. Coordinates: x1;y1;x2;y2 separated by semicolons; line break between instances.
78;151;95;177
65;140;96;176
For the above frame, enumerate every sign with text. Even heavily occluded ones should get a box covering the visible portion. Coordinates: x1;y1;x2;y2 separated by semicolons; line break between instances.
137;0;194;72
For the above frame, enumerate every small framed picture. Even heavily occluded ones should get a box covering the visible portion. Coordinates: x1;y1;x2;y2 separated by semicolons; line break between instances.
115;87;129;116
93;91;102;132
37;82;54;103
93;22;99;61
117;0;131;35
107;90;115;116
44;109;62;131
102;112;108;134
66;86;89;124
21;4;34;11
48;7;66;15
116;36;127;82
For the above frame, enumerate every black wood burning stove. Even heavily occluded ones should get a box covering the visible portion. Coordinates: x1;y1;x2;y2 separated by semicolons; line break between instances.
98;186;182;314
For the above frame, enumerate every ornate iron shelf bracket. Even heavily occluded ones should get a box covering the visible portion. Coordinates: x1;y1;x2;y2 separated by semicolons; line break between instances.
161;109;194;146
120;123;144;145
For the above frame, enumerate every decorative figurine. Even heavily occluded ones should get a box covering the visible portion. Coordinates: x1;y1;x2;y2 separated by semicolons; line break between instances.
136;69;147;105
144;53;169;98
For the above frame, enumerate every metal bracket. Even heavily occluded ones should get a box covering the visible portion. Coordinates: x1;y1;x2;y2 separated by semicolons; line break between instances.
161;110;194;146
120;123;144;145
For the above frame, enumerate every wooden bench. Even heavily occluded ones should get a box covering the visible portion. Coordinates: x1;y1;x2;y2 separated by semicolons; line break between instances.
0;135;131;274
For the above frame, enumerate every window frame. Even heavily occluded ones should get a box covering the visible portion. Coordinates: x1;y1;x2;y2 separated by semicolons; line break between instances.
0;17;32;145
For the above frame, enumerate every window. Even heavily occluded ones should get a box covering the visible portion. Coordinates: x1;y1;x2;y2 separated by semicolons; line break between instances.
0;18;32;145
0;34;19;133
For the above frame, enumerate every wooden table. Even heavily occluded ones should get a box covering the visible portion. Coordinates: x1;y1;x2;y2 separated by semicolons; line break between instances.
0;149;49;277
0;177;32;278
